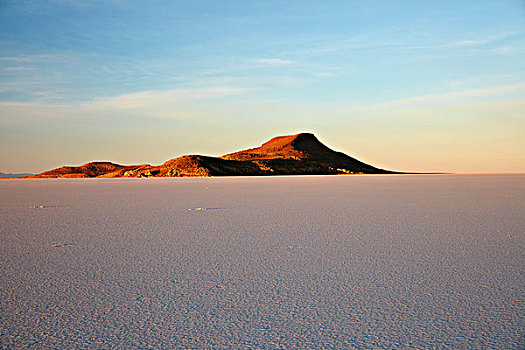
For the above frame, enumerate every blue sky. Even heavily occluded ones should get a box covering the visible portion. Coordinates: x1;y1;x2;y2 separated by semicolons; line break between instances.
1;0;524;173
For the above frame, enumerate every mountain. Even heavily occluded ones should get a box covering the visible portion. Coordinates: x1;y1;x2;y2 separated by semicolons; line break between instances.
0;172;34;179
220;133;386;174
25;133;398;178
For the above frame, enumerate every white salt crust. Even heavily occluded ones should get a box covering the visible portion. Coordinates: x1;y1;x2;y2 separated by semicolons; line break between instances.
1;174;523;349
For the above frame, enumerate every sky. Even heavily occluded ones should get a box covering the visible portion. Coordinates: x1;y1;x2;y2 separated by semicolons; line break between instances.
1;0;524;173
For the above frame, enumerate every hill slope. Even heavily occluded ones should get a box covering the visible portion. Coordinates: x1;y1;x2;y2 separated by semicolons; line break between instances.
221;133;386;174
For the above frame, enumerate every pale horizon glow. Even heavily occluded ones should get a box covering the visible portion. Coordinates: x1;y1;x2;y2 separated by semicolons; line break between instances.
1;1;524;174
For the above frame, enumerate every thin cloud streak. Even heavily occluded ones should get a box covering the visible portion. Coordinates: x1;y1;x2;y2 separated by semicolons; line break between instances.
360;83;525;111
0;53;74;63
280;30;522;57
0;86;253;123
85;87;250;110
2;83;523;124
251;58;295;66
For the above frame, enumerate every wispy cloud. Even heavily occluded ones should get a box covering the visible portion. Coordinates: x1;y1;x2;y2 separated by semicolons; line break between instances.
362;83;525;111
85;87;249;111
0;86;252;123
0;56;36;63
448;39;489;47
0;54;72;63
251;58;295;67
0;50;303;103
280;30;523;58
3;82;523;128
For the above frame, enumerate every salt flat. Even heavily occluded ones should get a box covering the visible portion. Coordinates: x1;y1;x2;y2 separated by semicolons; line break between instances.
1;174;523;349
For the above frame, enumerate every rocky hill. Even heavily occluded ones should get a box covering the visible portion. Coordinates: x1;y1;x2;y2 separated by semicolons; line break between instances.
25;133;397;178
27;162;143;178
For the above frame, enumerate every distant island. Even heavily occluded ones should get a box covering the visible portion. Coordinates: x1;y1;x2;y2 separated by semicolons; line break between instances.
23;133;400;178
0;172;34;179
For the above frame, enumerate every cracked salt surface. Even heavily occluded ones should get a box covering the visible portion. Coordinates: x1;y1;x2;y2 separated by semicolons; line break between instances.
1;175;524;349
